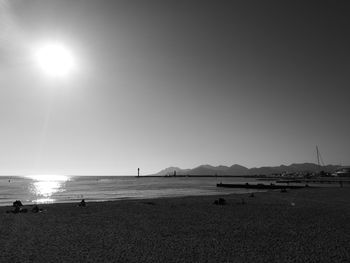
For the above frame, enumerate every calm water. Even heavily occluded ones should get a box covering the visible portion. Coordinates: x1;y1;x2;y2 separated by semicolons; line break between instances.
0;175;264;206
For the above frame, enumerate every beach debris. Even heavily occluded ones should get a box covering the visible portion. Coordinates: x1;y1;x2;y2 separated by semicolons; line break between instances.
213;198;226;205
291;202;295;206
241;198;246;205
249;193;255;198
280;188;287;193
78;199;86;207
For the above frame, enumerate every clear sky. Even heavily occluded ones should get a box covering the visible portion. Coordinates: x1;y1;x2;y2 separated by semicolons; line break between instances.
1;0;349;175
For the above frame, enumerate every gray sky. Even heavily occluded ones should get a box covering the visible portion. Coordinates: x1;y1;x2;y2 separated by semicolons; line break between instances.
1;0;349;175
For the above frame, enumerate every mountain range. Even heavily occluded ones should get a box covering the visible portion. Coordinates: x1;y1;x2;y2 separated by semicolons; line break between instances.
155;163;342;176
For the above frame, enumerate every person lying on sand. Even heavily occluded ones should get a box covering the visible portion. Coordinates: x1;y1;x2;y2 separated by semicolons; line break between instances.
32;205;44;213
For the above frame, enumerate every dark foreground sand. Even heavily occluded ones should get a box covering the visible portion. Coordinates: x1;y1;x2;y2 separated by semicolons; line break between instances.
1;187;349;263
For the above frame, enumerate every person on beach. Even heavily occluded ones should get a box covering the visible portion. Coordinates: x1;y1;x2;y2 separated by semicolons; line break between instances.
32;205;40;213
79;199;86;207
13;200;23;213
13;200;23;208
10;200;27;213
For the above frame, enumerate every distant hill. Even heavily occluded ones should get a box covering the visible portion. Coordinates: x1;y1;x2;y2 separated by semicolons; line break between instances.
155;166;191;176
154;163;341;176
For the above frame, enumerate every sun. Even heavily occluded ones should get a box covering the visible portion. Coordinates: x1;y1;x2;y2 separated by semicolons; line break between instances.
34;42;75;77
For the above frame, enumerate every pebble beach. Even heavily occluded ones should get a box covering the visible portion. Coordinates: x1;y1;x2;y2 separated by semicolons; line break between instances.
1;187;349;262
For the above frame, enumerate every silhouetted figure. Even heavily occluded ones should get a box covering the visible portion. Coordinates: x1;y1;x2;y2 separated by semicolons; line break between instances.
219;198;226;205
138;168;140;177
32;205;40;213
12;200;25;213
13;200;23;208
213;198;226;205
79;199;86;207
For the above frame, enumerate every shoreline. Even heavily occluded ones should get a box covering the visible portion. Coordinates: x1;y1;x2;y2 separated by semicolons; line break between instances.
1;185;346;211
0;188;265;208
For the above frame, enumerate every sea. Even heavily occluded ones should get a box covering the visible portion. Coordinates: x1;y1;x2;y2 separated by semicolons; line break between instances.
0;175;265;207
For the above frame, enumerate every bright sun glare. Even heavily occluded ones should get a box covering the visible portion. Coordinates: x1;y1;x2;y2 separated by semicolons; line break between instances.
27;174;70;204
34;42;75;77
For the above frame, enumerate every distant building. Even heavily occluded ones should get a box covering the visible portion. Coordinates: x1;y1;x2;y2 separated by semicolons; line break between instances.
334;167;350;177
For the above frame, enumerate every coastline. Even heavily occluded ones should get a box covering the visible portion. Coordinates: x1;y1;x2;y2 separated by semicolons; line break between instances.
1;187;349;262
0;175;268;207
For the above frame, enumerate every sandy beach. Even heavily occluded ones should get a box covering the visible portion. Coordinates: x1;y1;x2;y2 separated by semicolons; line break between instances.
1;187;349;263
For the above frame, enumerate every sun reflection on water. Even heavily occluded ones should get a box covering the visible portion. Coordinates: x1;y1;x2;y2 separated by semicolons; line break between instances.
27;175;70;204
